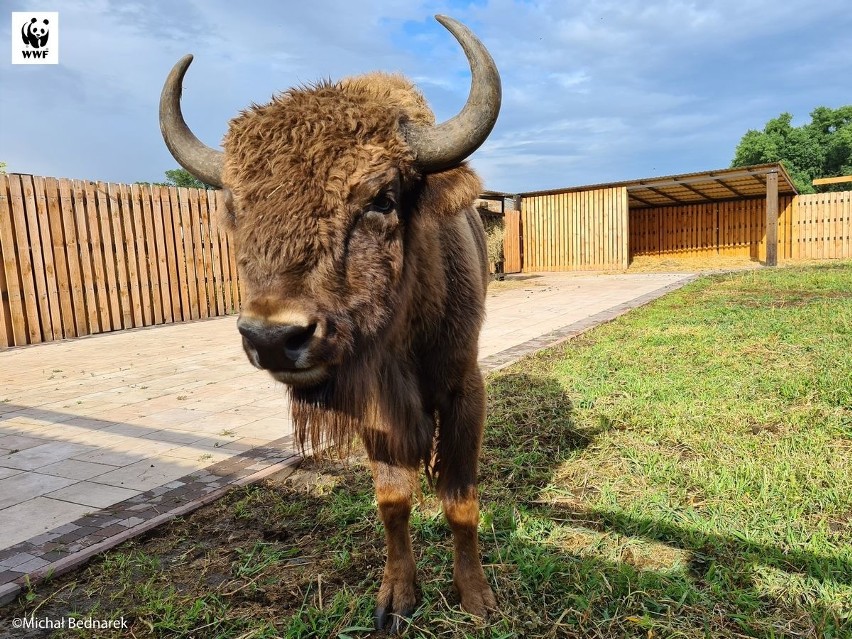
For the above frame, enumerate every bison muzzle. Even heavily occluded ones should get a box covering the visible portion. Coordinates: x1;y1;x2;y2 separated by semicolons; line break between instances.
159;15;501;631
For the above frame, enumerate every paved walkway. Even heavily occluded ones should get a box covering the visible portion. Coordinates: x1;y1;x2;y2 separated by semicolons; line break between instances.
0;271;695;604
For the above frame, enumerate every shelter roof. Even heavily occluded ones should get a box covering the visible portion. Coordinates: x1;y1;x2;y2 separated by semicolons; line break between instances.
517;163;798;208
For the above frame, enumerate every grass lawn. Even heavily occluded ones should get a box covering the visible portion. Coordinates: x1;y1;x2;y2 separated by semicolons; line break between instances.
5;263;851;638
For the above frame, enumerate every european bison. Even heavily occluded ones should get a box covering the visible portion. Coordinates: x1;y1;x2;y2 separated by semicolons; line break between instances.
159;15;501;631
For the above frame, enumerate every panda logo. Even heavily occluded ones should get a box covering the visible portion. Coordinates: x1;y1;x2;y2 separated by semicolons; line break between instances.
21;18;50;49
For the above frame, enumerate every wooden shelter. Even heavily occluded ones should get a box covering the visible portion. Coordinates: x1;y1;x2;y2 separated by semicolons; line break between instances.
504;163;800;272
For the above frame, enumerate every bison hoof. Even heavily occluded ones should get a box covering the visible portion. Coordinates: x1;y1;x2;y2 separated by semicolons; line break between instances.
374;577;417;633
456;577;496;620
374;606;412;634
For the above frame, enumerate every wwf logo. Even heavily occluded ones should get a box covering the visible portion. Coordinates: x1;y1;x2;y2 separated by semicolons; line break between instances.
21;17;50;49
11;12;58;65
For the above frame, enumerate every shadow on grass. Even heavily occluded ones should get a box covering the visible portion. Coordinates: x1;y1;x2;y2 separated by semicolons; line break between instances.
4;370;850;638
475;371;850;637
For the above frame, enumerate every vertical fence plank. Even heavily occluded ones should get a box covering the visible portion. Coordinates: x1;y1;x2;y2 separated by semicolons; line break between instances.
137;184;163;325
197;190;215;316
106;183;132;328
21;175;54;341
572;193;580;268
161;186;184;321
833;192;842;259
520;199;528;272
525;197;534;271
170;187;193;320
205;190;225;315
32;176;63;341
115;184;140;327
186;188;203;317
791;196;800;259
58;179;87;337
149;185;172;323
213;190;234;313
175;188;198;319
545;193;553;270
0;175;28;345
83;180;112;332
95;182;121;329
555;193;563;269
531;197;539;272
72;179;100;334
9;175;43;343
129;184;153;326
44;177;74;340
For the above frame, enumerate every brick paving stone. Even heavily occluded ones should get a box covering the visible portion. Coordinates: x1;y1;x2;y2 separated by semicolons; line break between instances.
118;517;145;528
25;532;61;546
0;553;37;570
91;524;127;537
10;556;50;573
0;571;19;584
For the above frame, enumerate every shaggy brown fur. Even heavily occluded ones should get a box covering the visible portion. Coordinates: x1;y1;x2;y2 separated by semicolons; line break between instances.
220;72;495;626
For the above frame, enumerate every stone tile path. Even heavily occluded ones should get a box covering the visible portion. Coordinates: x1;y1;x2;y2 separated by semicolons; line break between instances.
0;271;695;604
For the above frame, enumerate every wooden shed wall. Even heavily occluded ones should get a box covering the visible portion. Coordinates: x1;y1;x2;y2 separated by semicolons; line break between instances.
521;187;628;271
630;197;796;261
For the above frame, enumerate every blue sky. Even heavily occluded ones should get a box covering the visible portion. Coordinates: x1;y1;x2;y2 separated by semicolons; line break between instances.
2;0;850;193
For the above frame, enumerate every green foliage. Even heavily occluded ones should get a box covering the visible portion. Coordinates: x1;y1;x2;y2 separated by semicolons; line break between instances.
731;106;852;193
136;167;215;190
163;168;213;189
0;161;7;174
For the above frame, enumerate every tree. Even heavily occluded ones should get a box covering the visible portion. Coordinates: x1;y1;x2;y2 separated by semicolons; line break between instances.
731;106;852;193
136;167;215;190
163;168;214;189
0;161;6;174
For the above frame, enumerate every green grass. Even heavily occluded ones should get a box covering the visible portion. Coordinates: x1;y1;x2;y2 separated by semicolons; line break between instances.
5;262;851;638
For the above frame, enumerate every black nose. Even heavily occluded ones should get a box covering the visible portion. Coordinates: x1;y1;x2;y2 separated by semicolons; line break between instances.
237;319;318;371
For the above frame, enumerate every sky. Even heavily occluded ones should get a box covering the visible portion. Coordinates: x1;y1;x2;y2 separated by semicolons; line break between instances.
1;0;850;193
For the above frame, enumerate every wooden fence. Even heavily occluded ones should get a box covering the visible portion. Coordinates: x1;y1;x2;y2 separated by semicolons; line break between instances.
630;192;850;262
0;174;241;347
4;171;848;347
630;197;797;261
791;191;851;259
521;187;629;271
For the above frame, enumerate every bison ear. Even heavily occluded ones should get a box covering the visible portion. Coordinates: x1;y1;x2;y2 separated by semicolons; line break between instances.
416;164;482;218
214;188;237;231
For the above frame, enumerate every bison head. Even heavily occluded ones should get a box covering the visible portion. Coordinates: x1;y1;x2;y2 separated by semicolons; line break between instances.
159;15;500;389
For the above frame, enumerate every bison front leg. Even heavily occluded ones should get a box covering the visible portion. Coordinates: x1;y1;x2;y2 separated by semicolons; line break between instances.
369;459;419;632
437;370;496;618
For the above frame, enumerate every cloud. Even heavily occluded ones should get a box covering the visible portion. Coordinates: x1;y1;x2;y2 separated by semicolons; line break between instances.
1;0;850;193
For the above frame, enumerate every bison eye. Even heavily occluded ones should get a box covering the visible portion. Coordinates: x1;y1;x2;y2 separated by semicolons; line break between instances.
369;193;395;214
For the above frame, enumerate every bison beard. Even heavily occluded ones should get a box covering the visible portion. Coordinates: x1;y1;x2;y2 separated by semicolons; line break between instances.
159;14;501;631
289;353;436;472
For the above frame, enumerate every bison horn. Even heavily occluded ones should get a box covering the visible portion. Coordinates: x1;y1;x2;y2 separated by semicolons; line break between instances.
159;54;224;188
405;15;502;172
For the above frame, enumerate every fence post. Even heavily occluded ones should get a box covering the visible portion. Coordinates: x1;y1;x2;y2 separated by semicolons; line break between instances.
766;171;779;266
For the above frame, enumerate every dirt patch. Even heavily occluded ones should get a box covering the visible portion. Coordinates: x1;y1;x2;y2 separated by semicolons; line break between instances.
626;254;762;273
